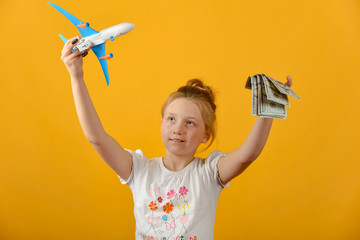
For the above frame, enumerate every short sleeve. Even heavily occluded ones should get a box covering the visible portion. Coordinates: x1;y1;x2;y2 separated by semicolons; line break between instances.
205;150;230;188
117;149;145;187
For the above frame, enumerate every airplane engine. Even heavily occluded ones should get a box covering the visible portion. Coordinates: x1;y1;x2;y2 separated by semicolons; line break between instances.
77;22;90;28
99;53;113;60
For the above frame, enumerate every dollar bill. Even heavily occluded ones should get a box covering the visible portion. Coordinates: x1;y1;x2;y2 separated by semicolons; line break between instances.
250;76;257;116
261;74;290;107
245;74;300;119
245;76;252;90
259;77;287;119
265;75;301;100
256;75;262;116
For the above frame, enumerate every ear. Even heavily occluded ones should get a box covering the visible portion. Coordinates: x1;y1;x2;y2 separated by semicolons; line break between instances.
201;133;210;143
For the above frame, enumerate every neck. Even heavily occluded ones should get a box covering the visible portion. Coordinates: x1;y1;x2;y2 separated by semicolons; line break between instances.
163;151;195;172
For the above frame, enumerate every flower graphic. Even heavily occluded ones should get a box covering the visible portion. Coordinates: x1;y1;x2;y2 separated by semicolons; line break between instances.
162;215;168;221
163;202;174;214
158;197;163;203
179;186;189;196
180;215;189;224
149;201;158;211
167;190;175;199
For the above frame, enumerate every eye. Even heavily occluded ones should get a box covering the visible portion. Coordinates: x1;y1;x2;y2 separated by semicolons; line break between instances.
186;121;194;126
168;117;175;122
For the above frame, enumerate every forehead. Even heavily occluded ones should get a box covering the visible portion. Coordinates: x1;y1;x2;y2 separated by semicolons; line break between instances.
164;98;203;120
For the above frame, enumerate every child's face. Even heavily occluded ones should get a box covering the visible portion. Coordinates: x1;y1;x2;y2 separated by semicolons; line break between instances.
161;97;208;158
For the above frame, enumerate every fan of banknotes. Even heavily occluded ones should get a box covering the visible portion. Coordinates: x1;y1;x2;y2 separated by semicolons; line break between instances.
245;74;301;119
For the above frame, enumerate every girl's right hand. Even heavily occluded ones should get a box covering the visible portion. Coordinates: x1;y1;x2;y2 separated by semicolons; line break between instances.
60;36;89;79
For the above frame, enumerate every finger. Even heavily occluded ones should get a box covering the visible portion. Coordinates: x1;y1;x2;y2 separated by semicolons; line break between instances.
65;35;80;47
80;48;90;57
62;46;84;64
62;36;81;56
63;36;78;51
285;75;293;87
67;48;84;61
71;38;79;45
61;52;81;65
61;47;81;63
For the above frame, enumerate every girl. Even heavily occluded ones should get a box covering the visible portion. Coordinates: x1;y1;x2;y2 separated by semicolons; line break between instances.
61;36;293;240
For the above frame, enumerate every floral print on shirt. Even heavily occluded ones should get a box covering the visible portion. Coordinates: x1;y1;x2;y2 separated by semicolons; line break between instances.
141;185;198;240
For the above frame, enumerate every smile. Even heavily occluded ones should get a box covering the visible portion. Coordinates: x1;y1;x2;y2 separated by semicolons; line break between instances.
170;138;185;143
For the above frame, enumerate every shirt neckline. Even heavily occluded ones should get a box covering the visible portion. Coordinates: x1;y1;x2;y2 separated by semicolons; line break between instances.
159;157;198;175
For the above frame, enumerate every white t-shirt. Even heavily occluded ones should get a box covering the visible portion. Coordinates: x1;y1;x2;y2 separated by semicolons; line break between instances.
118;149;229;240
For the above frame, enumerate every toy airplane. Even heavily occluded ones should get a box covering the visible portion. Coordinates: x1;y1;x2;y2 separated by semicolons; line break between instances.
47;2;134;85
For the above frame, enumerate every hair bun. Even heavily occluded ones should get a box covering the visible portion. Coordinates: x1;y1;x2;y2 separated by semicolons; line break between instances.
186;79;205;88
177;79;216;112
187;79;211;93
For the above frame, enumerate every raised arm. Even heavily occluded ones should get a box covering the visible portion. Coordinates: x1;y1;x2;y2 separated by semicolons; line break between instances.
61;36;132;180
217;76;293;185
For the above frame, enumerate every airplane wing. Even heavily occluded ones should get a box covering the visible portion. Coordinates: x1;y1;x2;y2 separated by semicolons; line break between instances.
91;43;110;86
47;2;99;37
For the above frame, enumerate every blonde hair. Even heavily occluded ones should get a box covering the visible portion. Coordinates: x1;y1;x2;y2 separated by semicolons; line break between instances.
161;79;217;149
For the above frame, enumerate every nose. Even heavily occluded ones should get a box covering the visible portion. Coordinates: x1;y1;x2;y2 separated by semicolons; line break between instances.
173;122;185;135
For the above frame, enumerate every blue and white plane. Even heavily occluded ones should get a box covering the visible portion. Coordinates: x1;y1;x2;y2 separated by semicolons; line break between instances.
48;2;135;85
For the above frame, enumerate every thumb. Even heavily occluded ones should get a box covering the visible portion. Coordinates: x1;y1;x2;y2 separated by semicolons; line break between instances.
285;75;293;87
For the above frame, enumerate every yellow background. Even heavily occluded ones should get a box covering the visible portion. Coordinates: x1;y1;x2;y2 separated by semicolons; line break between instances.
1;0;359;239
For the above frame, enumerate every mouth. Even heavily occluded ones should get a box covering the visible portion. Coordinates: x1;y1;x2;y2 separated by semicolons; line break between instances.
169;138;185;143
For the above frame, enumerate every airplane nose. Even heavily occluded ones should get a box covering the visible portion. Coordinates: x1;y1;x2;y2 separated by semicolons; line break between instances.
122;23;135;33
124;22;135;32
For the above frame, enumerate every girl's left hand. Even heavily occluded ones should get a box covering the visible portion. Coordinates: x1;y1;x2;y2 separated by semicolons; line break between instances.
285;76;293;87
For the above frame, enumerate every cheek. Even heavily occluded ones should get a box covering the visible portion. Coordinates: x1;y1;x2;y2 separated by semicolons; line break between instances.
160;122;170;136
160;126;167;143
189;129;205;142
160;119;166;131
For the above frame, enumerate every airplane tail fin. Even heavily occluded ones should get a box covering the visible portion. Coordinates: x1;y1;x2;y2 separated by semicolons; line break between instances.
59;34;67;43
58;34;77;52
